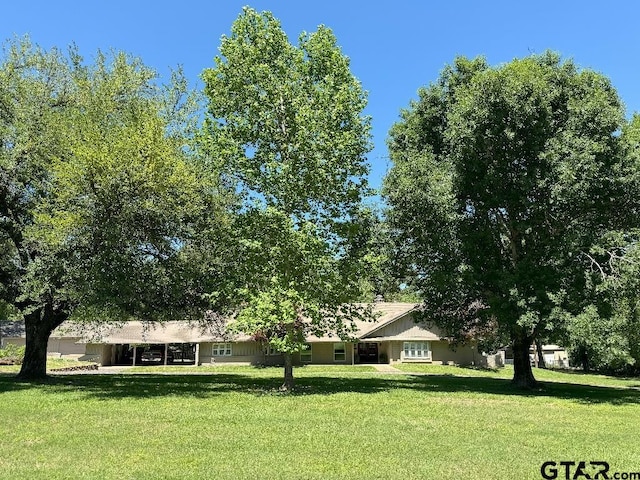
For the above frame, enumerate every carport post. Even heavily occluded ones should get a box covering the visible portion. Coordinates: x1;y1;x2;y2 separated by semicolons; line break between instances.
132;345;137;366
195;343;200;366
164;343;169;366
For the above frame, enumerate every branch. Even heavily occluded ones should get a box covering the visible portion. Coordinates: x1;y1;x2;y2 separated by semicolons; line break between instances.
582;251;606;280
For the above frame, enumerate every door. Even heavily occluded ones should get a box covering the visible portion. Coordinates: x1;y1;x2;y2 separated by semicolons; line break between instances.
357;342;379;363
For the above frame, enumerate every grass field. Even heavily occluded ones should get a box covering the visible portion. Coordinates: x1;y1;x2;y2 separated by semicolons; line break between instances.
1;364;638;480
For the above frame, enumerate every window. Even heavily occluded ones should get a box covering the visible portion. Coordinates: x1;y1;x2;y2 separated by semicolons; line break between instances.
403;342;431;360
333;343;346;362
211;343;232;356
300;343;312;363
265;344;281;356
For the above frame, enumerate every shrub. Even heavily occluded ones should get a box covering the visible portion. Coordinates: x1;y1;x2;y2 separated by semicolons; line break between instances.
0;344;26;364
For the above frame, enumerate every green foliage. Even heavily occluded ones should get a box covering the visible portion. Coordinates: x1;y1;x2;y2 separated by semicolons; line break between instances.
0;343;25;364
564;229;640;374
201;8;374;385
202;7;371;218
384;52;633;386
557;113;640;374
0;36;230;377
351;209;422;303
233;285;309;354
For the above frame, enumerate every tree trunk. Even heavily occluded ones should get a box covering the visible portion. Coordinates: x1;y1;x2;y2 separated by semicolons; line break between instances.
281;352;294;391
16;306;65;381
511;331;538;389
535;339;546;369
580;346;590;373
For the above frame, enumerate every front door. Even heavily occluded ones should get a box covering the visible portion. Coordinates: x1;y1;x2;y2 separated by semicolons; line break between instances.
357;342;379;363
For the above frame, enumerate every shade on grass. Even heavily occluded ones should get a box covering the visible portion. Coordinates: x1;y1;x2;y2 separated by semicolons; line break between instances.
0;366;638;479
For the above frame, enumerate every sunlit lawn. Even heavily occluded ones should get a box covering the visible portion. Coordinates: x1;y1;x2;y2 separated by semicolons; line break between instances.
1;364;638;479
0;358;96;374
393;363;640;389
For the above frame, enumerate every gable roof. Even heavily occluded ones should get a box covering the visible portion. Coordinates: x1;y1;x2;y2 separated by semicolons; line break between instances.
3;303;421;345
359;303;419;338
308;303;418;341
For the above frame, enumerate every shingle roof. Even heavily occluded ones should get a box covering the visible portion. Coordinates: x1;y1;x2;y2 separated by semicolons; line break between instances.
0;321;26;339
70;321;251;344
4;303;419;345
308;302;418;342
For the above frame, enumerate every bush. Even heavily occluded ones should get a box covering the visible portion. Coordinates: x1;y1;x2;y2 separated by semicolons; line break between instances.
0;344;26;365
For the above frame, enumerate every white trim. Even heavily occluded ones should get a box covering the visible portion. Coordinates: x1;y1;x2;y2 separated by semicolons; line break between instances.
211;343;232;356
333;342;346;362
300;343;312;363
402;341;432;361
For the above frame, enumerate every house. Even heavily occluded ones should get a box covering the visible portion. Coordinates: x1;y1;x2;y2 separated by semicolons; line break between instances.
501;344;570;368
0;321;90;360
532;344;569;368
1;303;480;366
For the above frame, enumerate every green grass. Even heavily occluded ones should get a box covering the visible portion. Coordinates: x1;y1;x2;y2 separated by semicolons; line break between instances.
1;365;639;480
0;358;96;374
394;363;640;389
127;363;377;374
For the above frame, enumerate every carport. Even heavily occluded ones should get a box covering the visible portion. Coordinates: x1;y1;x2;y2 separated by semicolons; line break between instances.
92;322;206;366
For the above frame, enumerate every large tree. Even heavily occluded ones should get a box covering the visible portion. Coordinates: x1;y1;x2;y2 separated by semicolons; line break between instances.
384;53;634;388
0;38;227;379
202;8;373;389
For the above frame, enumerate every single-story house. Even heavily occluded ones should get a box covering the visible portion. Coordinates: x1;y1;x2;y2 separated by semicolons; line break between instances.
0;321;92;360
1;303;481;366
532;344;569;368
501;344;570;368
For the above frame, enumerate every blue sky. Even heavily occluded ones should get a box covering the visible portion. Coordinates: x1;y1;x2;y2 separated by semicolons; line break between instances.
4;1;640;190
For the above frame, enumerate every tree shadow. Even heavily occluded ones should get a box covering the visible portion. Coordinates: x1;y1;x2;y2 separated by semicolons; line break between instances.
1;372;638;405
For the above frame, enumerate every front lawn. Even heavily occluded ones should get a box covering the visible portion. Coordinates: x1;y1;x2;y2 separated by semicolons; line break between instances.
393;363;640;389
1;365;638;479
0;358;97;374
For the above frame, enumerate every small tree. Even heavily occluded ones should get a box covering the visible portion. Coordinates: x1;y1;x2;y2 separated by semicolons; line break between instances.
202;8;373;389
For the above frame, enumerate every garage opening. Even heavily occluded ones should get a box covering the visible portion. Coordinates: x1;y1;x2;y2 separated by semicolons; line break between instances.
111;343;196;366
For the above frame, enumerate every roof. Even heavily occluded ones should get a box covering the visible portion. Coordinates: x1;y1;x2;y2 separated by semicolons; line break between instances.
58;321;252;344
308;302;418;342
3;303;421;345
0;321;26;338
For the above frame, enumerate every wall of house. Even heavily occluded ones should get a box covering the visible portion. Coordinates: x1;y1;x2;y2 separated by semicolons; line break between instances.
306;342;354;365
2;336;88;360
388;340;476;365
389;341;402;363
198;341;355;366
1;337;25;348
377;342;390;363
80;343;104;363
431;341;475;365
46;337;85;358
199;341;263;365
369;314;441;341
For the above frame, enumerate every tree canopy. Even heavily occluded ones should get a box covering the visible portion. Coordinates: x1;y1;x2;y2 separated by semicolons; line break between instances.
202;7;374;389
0;38;229;379
384;52;638;387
